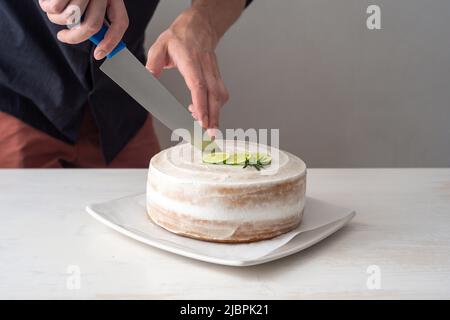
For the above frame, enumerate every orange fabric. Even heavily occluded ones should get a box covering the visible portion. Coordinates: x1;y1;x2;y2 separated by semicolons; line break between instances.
0;110;160;168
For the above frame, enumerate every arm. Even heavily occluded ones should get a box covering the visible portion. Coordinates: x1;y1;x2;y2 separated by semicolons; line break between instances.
146;0;247;132
40;0;248;133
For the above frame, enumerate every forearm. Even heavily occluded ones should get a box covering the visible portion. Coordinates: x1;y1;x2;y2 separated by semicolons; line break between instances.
191;0;246;42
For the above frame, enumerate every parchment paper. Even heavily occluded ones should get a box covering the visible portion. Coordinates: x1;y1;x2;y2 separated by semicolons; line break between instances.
88;194;355;261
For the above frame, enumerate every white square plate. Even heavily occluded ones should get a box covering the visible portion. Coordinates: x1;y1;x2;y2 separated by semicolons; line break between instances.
86;194;355;266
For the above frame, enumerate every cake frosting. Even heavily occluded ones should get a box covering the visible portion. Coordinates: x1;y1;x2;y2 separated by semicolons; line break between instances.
146;140;307;243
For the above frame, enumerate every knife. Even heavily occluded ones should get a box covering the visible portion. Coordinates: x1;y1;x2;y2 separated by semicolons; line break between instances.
89;25;219;153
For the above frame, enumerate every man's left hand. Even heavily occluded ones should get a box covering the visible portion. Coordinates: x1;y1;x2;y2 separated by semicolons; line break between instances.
146;6;230;132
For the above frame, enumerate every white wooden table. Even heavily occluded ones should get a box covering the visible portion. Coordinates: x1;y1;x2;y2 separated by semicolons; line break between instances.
1;169;449;299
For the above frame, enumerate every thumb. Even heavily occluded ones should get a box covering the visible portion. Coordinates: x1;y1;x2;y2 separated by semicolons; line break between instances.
146;40;168;77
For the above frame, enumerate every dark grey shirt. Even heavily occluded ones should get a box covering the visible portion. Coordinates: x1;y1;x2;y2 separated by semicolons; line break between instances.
0;0;251;163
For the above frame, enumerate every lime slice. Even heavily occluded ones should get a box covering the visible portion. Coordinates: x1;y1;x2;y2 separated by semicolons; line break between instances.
247;152;272;165
225;152;248;165
257;153;272;165
247;153;259;165
202;152;230;164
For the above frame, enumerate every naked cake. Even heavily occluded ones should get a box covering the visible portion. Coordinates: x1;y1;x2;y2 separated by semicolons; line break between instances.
146;140;307;243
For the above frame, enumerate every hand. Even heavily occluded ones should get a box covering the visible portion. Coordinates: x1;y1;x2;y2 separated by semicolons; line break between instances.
38;0;129;60
146;7;229;132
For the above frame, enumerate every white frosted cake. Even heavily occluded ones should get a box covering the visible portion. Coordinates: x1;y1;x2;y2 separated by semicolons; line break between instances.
146;140;306;243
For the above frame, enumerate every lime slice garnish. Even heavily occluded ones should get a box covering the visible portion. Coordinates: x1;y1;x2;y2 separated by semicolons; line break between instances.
247;152;272;165
225;152;248;165
257;153;272;165
202;152;230;164
247;153;258;165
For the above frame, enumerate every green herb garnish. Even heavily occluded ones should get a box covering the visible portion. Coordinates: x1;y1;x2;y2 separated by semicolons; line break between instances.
242;158;270;171
203;151;271;170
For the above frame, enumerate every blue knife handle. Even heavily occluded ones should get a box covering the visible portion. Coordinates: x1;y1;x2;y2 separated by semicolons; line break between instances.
89;24;126;59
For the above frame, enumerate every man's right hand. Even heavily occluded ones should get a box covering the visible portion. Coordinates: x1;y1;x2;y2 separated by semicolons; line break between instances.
38;0;129;60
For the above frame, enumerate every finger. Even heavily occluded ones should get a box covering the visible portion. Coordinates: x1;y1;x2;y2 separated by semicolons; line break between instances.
209;78;229;128
46;0;88;26
57;0;107;44
39;0;71;14
94;0;129;60
202;52;229;129
146;38;168;77
172;48;209;128
206;84;221;130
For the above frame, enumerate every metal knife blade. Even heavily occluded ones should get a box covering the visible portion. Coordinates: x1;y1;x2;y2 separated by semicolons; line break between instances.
99;47;218;152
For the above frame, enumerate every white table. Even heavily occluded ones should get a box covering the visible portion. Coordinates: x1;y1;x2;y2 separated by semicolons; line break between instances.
1;169;449;299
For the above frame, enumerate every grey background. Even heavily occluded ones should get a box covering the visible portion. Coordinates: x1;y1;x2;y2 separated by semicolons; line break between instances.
144;0;450;167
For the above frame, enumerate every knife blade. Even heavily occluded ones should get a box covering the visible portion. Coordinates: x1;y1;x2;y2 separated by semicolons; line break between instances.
90;25;219;152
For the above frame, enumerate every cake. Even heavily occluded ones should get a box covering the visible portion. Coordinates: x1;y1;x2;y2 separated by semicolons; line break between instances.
146;140;307;243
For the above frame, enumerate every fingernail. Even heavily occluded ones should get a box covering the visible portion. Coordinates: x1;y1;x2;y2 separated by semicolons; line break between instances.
95;50;106;60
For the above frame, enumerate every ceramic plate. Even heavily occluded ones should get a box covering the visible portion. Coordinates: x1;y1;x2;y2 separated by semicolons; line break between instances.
86;194;355;266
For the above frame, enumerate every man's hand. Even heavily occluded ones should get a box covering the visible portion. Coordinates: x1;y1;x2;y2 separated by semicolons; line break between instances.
146;0;246;131
38;0;129;60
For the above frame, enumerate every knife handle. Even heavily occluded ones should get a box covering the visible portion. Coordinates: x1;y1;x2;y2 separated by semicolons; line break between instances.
89;24;126;59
